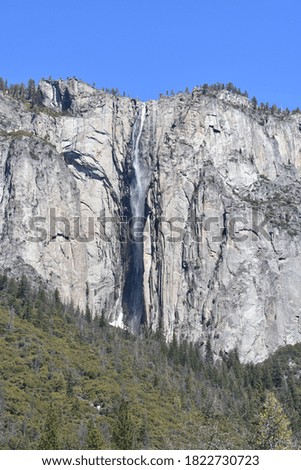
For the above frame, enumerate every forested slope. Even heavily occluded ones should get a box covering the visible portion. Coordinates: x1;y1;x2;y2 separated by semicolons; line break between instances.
0;275;300;449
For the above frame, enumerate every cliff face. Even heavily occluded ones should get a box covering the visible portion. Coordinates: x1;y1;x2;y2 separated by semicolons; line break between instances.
1;79;301;362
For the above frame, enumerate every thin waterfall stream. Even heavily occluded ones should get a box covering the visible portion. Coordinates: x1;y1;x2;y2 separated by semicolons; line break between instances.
130;103;147;227
123;103;150;330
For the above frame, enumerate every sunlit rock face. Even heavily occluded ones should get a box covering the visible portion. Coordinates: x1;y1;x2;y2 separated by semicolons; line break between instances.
1;78;301;362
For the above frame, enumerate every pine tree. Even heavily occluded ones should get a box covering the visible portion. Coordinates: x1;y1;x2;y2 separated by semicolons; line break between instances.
253;391;293;449
38;402;61;449
251;96;257;108
205;339;213;364
85;304;92;323
18;274;30;301
226;82;235;93
53;288;63;315
27;79;36;102
112;399;135;450
0;77;5;92
202;83;209;95
99;310;107;328
85;420;104;449
292;107;301;114
168;333;179;362
19;82;26;98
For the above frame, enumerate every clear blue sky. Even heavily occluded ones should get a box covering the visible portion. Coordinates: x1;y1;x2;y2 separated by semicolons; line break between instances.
1;0;300;108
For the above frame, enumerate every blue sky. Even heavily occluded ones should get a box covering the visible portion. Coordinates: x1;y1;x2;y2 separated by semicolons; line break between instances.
1;0;300;108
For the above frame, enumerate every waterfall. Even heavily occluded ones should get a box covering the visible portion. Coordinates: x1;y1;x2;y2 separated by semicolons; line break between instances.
123;103;150;330
130;103;147;234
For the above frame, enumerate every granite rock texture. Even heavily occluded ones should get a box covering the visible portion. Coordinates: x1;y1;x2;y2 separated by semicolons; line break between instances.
1;78;301;362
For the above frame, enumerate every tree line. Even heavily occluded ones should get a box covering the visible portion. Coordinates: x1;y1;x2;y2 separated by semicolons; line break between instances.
0;76;129;101
0;77;37;102
1;76;300;114
162;81;301;115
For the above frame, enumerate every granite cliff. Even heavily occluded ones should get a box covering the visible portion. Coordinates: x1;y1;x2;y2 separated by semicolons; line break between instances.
1;78;301;362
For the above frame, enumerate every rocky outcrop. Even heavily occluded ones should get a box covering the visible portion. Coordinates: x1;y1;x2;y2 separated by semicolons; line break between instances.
1;78;301;363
